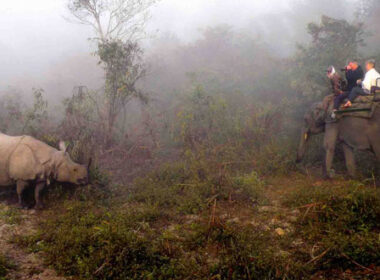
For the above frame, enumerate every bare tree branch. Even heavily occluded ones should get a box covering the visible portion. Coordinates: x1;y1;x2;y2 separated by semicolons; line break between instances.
67;0;158;42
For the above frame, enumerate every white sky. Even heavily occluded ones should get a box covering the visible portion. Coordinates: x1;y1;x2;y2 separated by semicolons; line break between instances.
148;0;290;41
2;0;358;95
0;0;291;90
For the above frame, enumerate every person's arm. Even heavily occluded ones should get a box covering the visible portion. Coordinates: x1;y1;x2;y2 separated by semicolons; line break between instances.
358;68;364;80
345;70;353;80
362;71;371;92
332;76;344;94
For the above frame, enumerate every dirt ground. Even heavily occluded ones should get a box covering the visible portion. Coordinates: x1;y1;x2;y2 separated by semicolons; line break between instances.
0;202;65;280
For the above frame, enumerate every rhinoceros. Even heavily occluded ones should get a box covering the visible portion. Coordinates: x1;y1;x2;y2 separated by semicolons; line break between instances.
0;133;89;209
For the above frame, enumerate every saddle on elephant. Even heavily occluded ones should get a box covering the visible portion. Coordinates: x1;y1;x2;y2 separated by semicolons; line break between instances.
323;78;380;121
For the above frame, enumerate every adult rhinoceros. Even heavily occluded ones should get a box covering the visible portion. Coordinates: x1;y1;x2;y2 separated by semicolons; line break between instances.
0;133;89;209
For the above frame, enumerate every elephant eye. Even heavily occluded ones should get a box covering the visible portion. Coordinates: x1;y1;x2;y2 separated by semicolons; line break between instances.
74;168;78;172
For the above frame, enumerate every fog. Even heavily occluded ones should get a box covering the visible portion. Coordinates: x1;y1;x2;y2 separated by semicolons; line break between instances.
0;0;363;102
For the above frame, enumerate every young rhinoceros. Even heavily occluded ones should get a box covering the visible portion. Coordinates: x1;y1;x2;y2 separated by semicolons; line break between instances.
0;133;89;209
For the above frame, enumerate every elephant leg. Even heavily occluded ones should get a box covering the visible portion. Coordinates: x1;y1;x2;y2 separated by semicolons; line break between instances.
371;144;380;183
324;147;336;179
372;142;380;162
34;181;46;210
323;124;338;179
342;144;356;178
16;180;28;209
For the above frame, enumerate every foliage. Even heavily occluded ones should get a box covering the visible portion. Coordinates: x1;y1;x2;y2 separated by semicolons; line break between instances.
0;88;24;134
174;86;296;175
292;15;365;99
15;169;380;279
2;10;380;280
98;40;147;145
283;181;380;276
67;0;158;41
0;253;11;279
22;88;49;135
132;163;264;215
0;87;51;137
0;207;22;225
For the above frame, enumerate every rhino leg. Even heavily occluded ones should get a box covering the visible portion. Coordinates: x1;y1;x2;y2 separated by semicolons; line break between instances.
16;180;28;209
34;181;46;210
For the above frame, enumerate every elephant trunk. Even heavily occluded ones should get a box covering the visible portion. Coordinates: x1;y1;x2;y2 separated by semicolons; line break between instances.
296;127;309;163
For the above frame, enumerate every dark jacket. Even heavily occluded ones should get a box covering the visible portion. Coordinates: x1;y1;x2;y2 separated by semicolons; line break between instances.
345;66;364;92
330;73;345;96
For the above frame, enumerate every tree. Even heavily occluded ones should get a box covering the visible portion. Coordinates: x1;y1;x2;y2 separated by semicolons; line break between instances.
356;0;380;55
97;40;146;144
67;0;157;146
292;15;365;99
67;0;158;42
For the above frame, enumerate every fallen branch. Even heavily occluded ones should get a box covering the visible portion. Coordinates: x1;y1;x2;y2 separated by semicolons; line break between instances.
306;248;330;264
298;202;322;209
94;260;109;275
341;253;375;272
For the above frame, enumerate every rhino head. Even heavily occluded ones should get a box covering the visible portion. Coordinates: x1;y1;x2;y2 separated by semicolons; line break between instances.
53;141;90;185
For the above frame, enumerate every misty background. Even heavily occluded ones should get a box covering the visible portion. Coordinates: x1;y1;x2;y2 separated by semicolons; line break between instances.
1;0;369;104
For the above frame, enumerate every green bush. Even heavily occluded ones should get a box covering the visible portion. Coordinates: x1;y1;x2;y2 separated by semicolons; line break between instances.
0;207;22;225
286;182;380;274
24;201;168;280
17;175;380;279
25;202;308;280
0;253;12;280
132;164;264;215
15;164;277;280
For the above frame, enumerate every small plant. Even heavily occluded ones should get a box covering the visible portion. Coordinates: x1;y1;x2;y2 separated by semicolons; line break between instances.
0;207;22;225
0;253;13;280
284;181;380;276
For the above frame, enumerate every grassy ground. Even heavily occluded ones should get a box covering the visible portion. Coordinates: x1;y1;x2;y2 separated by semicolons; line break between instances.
9;166;379;280
0;253;9;280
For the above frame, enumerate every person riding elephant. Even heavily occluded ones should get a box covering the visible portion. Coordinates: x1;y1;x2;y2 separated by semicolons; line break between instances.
331;61;364;114
326;66;345;118
296;100;380;179
345;60;364;93
343;59;380;108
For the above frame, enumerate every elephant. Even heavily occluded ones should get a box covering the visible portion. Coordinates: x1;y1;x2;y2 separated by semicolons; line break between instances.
296;101;380;178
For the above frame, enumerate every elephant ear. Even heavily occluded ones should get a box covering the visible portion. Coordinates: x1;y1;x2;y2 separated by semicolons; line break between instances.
315;102;324;110
311;103;327;125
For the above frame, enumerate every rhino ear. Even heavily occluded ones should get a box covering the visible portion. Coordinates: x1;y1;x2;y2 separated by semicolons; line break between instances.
59;141;67;152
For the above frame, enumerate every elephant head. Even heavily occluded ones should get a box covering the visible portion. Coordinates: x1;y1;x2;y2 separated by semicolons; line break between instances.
296;102;327;163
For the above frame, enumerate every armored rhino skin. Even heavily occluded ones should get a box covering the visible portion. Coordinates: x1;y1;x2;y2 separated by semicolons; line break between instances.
0;133;88;209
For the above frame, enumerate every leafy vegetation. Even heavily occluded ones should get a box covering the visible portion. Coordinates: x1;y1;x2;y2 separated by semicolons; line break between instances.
2;1;380;279
0;207;22;225
0;253;11;280
10;170;378;279
283;180;380;277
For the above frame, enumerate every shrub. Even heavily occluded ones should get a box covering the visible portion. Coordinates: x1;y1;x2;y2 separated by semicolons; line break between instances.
23;201;168;280
0;207;22;225
0;253;13;280
285;181;380;275
132;164;264;215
